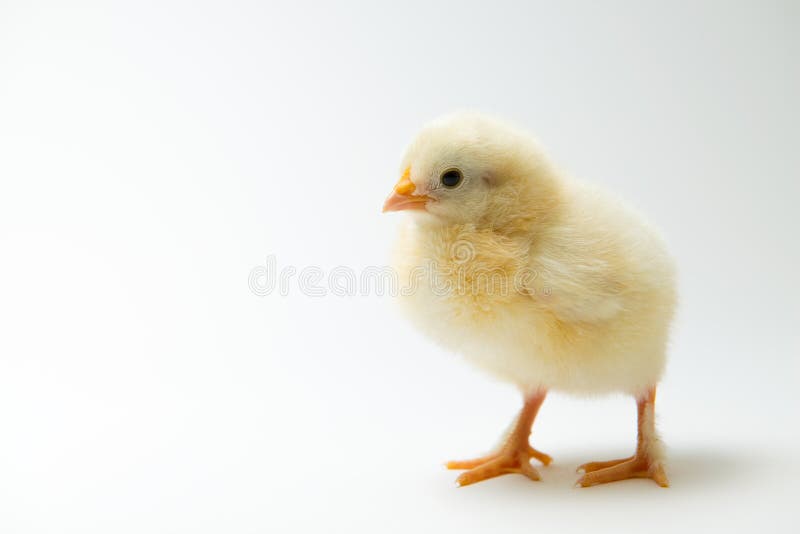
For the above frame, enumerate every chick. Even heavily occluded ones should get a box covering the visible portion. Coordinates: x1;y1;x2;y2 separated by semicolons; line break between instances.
383;113;675;488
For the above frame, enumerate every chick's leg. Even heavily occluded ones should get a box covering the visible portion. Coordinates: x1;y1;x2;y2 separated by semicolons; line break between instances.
576;386;669;488
446;390;550;487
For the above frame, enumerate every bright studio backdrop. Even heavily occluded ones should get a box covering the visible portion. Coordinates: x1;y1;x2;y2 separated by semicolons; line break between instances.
1;1;798;533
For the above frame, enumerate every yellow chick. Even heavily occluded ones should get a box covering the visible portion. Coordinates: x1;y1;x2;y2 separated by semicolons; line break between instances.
383;112;676;488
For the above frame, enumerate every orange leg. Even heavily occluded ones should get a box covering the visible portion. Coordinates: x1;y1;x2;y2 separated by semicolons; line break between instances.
446;390;551;487
576;386;669;488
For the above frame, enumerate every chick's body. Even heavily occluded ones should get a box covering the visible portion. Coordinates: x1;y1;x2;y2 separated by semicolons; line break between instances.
384;113;676;488
395;179;676;397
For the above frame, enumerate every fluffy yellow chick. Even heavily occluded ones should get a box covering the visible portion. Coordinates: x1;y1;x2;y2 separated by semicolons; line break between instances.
383;113;676;488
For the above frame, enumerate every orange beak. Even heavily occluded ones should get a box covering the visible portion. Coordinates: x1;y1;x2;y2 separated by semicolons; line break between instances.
382;167;430;212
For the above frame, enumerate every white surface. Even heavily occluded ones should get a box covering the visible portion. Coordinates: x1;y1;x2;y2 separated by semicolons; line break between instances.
1;1;798;533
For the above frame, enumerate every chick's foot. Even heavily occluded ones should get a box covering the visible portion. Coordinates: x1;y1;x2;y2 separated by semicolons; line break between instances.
445;390;550;487
576;455;668;487
576;387;668;488
447;444;551;487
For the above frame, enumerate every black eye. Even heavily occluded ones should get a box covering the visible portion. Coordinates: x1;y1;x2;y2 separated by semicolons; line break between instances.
440;169;462;188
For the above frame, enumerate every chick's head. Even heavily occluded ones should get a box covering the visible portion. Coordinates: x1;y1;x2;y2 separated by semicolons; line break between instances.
383;112;561;230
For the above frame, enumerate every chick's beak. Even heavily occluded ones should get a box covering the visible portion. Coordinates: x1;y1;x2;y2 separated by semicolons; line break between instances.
382;168;430;212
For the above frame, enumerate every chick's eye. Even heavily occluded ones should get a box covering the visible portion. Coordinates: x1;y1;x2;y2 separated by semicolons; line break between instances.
440;169;462;188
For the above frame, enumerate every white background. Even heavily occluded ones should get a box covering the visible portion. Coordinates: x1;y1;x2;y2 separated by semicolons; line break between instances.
1;1;798;533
